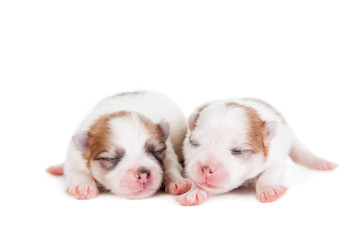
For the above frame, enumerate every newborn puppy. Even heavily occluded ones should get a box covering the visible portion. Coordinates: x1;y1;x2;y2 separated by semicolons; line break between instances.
47;92;191;200
178;98;338;206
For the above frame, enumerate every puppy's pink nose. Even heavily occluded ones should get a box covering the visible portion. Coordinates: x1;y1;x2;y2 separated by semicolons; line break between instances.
136;167;151;183
201;165;215;175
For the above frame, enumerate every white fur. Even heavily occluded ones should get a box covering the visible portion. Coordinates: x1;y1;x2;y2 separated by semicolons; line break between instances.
180;98;336;205
64;92;187;199
183;99;286;194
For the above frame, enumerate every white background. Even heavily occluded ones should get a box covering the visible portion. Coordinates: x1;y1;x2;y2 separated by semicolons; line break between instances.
1;1;359;240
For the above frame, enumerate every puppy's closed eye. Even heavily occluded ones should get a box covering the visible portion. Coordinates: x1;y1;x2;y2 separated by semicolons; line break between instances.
94;150;125;170
189;139;200;148
230;148;250;156
96;157;123;170
97;157;123;161
151;148;165;156
149;147;166;161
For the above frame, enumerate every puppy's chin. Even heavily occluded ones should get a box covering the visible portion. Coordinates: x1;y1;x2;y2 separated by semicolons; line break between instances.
195;181;229;195
190;174;239;194
110;176;163;199
126;188;158;199
110;186;159;199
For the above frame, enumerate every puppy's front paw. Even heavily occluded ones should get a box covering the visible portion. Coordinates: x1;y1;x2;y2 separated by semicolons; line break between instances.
66;181;99;200
177;188;209;206
256;185;287;203
165;179;192;195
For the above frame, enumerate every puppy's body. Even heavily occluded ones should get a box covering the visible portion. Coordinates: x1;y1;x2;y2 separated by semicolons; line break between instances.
179;98;337;206
54;92;191;199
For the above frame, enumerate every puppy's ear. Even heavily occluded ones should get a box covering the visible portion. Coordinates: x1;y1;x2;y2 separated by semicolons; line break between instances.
158;121;170;141
72;132;90;154
263;121;277;145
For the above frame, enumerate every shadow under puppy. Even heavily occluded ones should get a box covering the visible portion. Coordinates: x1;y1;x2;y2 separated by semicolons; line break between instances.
179;98;338;206
47;91;191;199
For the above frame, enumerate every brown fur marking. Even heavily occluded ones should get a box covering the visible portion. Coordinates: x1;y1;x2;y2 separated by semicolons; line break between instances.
172;127;187;166
85;111;131;167
138;115;168;142
243;98;286;124
138;115;168;166
226;102;269;158
189;104;210;131
86;110;168;169
114;91;145;98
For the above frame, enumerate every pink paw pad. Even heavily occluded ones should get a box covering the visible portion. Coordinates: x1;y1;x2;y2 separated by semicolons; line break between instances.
257;185;287;203
166;180;192;195
66;184;99;200
178;189;209;206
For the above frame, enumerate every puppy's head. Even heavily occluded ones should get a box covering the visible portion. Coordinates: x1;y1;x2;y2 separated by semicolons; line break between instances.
73;111;169;199
184;102;277;194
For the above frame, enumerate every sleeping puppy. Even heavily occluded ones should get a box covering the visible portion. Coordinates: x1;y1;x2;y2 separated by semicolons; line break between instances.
47;92;191;199
178;98;338;206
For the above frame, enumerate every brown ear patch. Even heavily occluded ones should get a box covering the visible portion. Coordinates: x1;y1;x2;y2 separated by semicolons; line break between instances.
85;111;131;167
226;102;269;158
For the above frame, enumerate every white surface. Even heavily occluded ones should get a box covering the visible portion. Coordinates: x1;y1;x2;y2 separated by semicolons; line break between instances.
0;1;359;240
